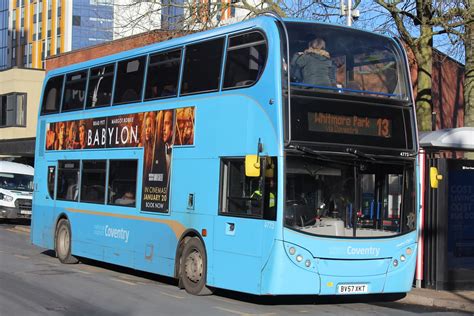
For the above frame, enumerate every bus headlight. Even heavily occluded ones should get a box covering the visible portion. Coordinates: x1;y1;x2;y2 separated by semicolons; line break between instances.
285;242;315;271
400;255;406;262
393;259;399;267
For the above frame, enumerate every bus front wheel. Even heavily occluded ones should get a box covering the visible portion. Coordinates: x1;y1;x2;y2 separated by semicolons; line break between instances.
55;219;78;264
180;237;212;295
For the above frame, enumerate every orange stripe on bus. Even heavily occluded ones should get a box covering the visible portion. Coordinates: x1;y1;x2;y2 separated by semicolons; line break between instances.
66;208;186;239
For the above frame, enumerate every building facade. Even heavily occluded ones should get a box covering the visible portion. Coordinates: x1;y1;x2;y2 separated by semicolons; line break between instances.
71;0;113;49
0;0;8;69
1;1;257;71
1;0;114;70
0;67;45;163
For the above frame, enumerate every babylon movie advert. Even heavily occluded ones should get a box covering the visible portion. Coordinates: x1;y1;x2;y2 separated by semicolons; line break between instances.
45;106;195;213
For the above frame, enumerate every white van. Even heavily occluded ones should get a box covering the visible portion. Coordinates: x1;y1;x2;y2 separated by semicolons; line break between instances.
0;161;34;219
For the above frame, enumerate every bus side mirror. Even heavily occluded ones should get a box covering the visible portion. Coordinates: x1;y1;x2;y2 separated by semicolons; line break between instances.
430;167;443;189
245;155;260;177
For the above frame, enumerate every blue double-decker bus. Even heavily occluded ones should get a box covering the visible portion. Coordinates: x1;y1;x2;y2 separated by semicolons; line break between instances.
31;15;419;296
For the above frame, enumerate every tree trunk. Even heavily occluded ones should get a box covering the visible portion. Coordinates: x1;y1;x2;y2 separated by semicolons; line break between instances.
464;12;474;127
415;32;434;131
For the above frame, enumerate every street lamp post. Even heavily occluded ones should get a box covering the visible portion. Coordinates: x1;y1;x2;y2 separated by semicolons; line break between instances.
340;0;360;26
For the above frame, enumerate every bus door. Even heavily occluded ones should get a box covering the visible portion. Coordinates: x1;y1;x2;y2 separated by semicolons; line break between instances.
33;162;57;248
213;157;277;293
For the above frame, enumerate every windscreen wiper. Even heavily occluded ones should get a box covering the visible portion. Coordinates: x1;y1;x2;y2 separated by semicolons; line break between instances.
345;148;376;161
292;146;355;166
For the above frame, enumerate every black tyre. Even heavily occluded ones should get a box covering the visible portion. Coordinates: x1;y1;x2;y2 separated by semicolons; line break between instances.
55;219;78;264
180;237;212;295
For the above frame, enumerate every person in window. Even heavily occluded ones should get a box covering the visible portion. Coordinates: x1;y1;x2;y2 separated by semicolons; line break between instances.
115;191;135;206
267;178;276;209
161;84;176;97
251;178;275;211
294;38;336;87
121;89;138;103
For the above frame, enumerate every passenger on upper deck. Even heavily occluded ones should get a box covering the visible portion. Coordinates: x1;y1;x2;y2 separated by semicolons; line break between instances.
292;38;336;87
115;191;135;206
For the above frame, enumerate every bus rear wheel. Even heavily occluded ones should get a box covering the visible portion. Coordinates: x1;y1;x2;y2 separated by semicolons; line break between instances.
180;237;212;295
55;219;78;264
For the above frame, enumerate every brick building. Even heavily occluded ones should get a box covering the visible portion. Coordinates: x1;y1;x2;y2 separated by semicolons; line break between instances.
407;49;465;129
45;29;187;71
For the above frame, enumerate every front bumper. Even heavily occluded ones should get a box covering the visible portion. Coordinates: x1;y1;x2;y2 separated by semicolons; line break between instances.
0;205;32;219
260;239;417;295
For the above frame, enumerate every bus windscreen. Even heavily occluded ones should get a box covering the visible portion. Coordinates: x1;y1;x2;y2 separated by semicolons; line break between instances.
286;22;410;100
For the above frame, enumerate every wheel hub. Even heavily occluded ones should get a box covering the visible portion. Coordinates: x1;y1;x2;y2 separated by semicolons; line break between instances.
185;249;203;283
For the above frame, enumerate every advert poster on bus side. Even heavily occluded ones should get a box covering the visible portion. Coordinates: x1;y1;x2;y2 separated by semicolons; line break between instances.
45;106;195;213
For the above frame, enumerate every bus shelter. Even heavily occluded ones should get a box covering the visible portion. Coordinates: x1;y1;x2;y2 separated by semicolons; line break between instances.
417;127;474;290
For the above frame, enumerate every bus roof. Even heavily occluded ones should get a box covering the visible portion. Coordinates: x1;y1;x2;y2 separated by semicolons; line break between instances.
0;161;34;175
46;15;397;78
46;15;275;77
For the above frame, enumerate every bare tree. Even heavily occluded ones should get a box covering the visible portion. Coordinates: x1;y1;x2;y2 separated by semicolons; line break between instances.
371;1;435;131
451;0;474;127
372;0;473;129
112;0;278;37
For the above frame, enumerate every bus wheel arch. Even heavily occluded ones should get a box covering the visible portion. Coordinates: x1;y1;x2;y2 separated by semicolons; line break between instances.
54;216;78;264
175;230;212;295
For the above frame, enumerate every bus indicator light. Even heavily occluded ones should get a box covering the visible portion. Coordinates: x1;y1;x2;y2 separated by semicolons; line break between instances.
289;247;296;255
202;229;207;237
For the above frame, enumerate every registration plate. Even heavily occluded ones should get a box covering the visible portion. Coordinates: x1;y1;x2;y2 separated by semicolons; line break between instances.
337;284;368;294
20;210;32;215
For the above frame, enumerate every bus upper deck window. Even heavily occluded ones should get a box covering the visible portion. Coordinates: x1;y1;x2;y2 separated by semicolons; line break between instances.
286;22;408;99
62;71;87;112
41;75;64;115
113;56;146;105
144;49;181;100
223;32;267;89
86;63;115;108
181;38;225;95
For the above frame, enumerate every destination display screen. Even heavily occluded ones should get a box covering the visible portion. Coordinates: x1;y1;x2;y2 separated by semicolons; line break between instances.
308;112;392;138
289;96;414;151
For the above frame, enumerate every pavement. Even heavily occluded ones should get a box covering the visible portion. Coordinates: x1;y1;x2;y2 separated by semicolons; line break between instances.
402;287;474;312
11;225;474;312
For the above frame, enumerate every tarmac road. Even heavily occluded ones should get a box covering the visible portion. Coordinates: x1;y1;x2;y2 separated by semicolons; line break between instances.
0;220;470;316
